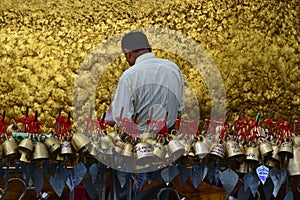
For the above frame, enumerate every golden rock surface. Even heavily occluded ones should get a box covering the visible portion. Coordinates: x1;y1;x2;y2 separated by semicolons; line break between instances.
0;0;299;130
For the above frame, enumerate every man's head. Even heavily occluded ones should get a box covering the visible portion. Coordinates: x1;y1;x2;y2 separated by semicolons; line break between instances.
121;31;152;66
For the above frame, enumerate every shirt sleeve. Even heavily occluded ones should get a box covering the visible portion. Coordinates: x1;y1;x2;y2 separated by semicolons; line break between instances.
111;79;135;125
178;70;185;112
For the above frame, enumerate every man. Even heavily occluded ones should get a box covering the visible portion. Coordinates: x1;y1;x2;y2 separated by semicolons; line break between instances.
111;31;185;134
106;31;185;200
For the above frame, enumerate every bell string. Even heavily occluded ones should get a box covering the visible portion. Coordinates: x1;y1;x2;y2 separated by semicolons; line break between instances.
0;116;9;137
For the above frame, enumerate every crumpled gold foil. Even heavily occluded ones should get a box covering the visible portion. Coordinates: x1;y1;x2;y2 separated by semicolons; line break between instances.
0;0;299;130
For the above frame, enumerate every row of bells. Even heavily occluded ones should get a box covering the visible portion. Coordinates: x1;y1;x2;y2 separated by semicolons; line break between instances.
95;131;188;167
181;133;300;176
1;131;300;176
0;132;95;163
0;131;188;167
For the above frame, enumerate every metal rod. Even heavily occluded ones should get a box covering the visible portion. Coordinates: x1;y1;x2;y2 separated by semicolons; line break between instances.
110;168;118;200
126;177;132;200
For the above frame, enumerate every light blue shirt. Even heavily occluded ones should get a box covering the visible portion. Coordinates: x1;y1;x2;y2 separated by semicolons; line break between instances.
112;52;184;133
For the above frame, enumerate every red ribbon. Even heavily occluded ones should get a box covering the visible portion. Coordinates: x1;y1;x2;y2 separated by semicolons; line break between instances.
179;120;198;138
16;115;43;134
264;118;274;136
119;117;140;140
234;116;249;139
219;121;229;141
0;118;9;136
174;117;182;130
249;118;260;141
84;117;102;135
52;116;71;136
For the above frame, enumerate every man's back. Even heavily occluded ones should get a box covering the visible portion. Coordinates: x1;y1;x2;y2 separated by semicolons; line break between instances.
112;52;184;133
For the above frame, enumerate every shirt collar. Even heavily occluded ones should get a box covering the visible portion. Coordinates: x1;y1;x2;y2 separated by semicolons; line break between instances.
135;52;155;64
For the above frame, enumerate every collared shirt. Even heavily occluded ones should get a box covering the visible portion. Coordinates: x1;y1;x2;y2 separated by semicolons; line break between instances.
112;52;184;133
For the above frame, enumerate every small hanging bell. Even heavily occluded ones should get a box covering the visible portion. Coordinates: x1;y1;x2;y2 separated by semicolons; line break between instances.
152;139;167;159
71;131;91;152
60;136;74;155
32;140;49;160
245;141;260;162
264;142;280;168
18;135;34;153
121;143;134;157
292;134;300;147
167;136;185;160
259;138;273;158
3;137;18;157
99;134;115;155
225;137;244;163
88;138;101;158
19;150;31;163
208;140;225;160
278;139;293;168
278;139;293;158
194;136;209;159
288;147;300;176
135;142;156;165
44;135;61;153
244;141;260;171
236;161;249;174
55;151;64;162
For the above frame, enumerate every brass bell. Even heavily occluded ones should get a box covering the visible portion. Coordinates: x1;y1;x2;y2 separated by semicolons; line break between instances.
209;141;225;159
152;141;167;159
292;134;300;147
135;142;156;165
88;139;101;158
33;142;49;160
236;161;249;174
71;132;91;152
60;139;73;155
265;159;280;168
18;137;34;153
167;137;185;159
278;139;293;159
271;143;280;161
194;136;209;159
0;187;4;200
55;152;64;162
121;143;134;157
140;132;153;142
19;150;31;163
225;138;244;161
245;142;260;162
264;142;280;168
3;137;18;157
288;147;300;176
45;136;61;153
183;142;192;157
259;139;273;158
100;134;115;153
111;134;123;154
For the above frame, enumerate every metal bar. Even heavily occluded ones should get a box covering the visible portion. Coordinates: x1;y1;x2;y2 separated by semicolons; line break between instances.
110;168;118;200
126;177;132;200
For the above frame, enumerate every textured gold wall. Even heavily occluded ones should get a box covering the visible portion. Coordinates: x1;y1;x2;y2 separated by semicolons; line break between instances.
0;0;299;129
